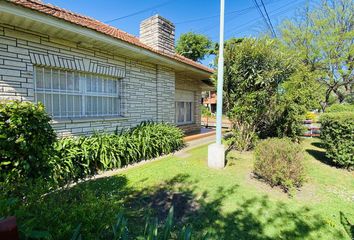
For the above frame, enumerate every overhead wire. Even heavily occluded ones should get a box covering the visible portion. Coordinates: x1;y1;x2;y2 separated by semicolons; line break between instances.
193;0;286;35
224;0;307;38
253;0;274;36
105;0;174;23
260;0;277;37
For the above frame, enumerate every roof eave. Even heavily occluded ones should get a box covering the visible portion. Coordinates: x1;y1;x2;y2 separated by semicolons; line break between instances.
1;1;213;78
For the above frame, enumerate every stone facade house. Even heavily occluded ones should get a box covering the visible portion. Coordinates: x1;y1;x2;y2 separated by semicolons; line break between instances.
0;0;213;136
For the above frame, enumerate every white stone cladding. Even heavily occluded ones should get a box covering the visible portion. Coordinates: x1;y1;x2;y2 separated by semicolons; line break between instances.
0;23;202;136
140;15;175;55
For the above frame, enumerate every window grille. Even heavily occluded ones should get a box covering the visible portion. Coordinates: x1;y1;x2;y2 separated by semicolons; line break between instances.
34;67;122;118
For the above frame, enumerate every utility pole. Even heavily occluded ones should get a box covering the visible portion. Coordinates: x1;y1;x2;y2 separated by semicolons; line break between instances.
208;0;225;169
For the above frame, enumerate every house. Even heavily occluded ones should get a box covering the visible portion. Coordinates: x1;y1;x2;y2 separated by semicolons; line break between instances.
0;0;213;136
203;91;217;113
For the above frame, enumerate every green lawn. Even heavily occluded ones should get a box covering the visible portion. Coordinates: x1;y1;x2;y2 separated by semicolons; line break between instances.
14;138;354;239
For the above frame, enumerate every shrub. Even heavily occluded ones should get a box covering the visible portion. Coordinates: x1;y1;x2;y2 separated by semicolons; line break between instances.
201;105;212;118
320;112;354;169
0;100;56;181
305;112;317;121
254;138;305;193
326;104;354;113
53;122;185;184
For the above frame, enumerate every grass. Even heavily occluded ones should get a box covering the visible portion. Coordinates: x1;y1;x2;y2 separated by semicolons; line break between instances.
6;138;354;239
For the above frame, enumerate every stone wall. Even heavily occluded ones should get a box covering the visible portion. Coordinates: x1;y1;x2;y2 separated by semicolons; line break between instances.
0;23;185;136
140;15;175;55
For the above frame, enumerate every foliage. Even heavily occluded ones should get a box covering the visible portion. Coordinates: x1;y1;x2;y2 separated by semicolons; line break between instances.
0;139;352;239
254;138;305;194
0;100;56;182
201;105;212;118
176;32;213;62
70;207;210;240
219;37;294;150
326;103;354;113
305;112;317;121
320;111;354;169
280;0;354;110
53;122;185;184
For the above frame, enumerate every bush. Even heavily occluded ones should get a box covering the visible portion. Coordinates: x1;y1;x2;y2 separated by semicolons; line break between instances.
320;112;354;169
326;104;354;113
0;100;56;181
254;138;305;193
53;122;185;184
305;112;317;121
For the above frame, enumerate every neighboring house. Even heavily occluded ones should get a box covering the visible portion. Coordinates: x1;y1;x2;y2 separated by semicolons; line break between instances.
203;91;217;113
0;0;213;136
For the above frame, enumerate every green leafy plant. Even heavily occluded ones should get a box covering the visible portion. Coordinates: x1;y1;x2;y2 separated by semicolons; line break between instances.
52;122;185;184
254;138;305;194
0;100;56;182
71;207;209;240
326;104;354;113
320;111;354;169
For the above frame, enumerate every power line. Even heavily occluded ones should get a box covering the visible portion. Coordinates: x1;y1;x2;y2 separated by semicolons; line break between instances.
253;0;274;36
176;0;283;26
225;0;306;38
175;5;255;25
105;0;174;23
193;0;285;35
260;0;277;37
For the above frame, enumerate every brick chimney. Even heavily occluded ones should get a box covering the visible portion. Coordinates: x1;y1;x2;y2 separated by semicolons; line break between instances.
140;15;175;55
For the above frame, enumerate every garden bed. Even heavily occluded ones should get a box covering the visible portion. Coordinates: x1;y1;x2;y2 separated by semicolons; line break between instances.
2;138;353;239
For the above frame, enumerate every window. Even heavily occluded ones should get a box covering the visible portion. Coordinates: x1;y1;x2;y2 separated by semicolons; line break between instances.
175;89;194;125
175;101;193;124
34;67;121;118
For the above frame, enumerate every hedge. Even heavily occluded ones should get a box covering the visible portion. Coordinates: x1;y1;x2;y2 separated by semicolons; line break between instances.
0;100;185;186
326;104;354;113
320;111;354;169
0;101;56;181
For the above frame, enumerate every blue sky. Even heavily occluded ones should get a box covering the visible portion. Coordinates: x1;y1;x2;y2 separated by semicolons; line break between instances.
47;0;311;65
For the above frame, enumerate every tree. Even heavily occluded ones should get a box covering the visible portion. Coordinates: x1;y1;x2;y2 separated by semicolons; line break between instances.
175;32;213;62
280;0;354;111
219;38;295;150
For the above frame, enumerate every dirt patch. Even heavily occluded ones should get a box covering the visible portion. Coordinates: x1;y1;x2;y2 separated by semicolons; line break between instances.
295;184;321;202
174;152;191;159
245;173;288;199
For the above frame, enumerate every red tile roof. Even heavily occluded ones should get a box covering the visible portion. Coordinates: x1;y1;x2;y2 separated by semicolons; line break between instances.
8;0;214;74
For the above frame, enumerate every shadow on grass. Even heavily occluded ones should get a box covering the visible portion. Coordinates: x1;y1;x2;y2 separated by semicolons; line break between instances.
306;141;337;167
17;172;346;239
340;211;354;240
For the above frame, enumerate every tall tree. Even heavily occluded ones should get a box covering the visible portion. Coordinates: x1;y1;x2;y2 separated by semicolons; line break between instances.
175;32;213;62
280;0;354;111
218;38;295;150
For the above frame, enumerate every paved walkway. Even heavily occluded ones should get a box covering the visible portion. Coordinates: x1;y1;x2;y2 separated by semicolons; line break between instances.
184;134;216;150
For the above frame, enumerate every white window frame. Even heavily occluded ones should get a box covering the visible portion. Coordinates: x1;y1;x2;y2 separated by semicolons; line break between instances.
175;101;194;125
34;66;122;119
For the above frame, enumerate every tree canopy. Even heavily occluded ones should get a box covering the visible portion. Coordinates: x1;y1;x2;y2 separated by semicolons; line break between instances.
175;32;213;62
280;0;354;110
